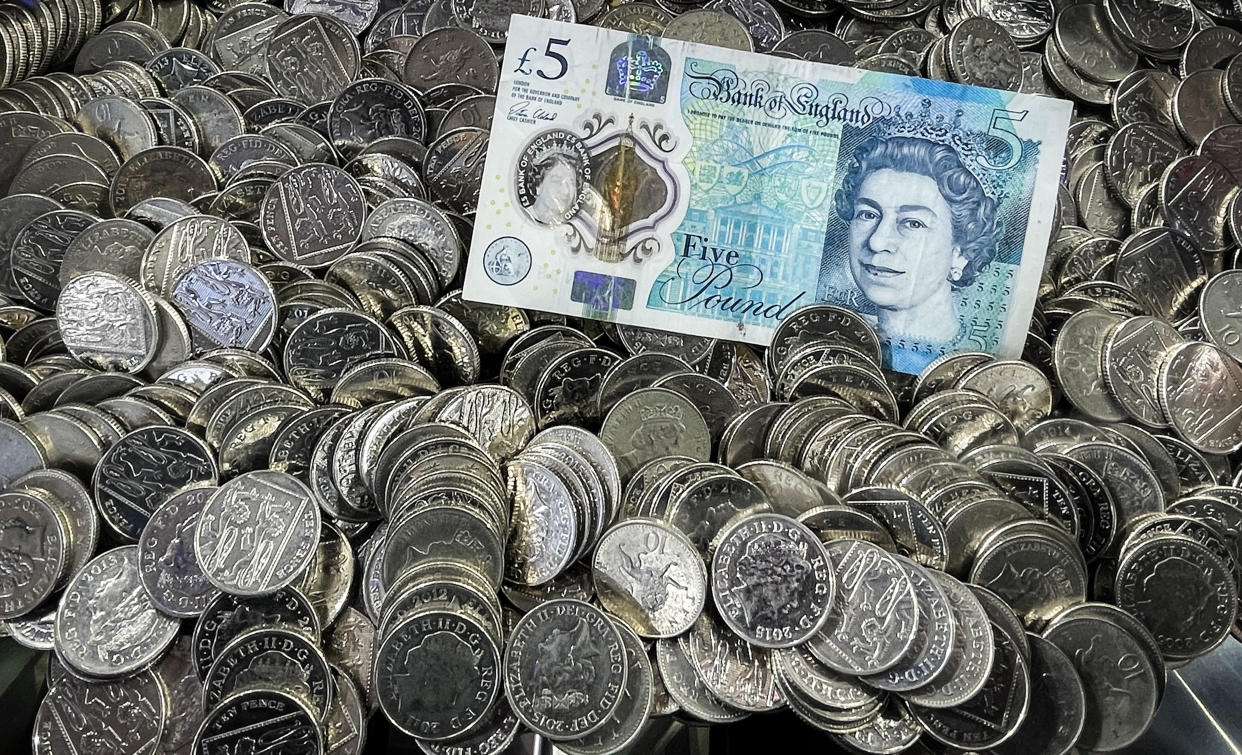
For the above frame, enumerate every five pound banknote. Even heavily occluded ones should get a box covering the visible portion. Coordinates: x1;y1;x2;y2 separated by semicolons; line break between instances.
463;15;1073;374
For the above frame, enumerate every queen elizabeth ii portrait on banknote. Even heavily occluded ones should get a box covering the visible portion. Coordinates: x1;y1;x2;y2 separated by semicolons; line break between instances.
832;134;999;356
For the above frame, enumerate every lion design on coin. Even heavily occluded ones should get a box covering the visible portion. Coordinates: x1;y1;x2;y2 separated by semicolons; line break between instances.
530;620;599;713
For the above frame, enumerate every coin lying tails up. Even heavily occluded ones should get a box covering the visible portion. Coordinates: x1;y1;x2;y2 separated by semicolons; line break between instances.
5;1;1242;755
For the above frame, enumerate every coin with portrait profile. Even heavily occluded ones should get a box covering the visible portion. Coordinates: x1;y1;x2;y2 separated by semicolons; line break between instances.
54;545;180;679
202;625;333;718
599;387;710;481
711;512;834;648
375;607;501;741
0;490;68;621
137;483;220;618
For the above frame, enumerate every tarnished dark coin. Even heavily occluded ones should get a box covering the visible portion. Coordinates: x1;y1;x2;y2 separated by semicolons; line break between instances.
1043;605;1161;751
10;209;97;312
260;162;367;268
504;599;627;740
93;425;217;541
283;308;400;401
202;625;333;717
403;27;498;93
989;633;1085;755
137;483;221;618
374;607;500;741
1114;533;1237;660
711;512;834;648
329;77;426;156
111;144;217;215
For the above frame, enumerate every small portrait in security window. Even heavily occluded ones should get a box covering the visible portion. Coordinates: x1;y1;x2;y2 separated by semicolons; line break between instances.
831;135;999;349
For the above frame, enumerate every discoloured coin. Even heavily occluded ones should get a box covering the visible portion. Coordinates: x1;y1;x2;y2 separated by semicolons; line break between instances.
504;599;627;740
711;512;834;648
93;425;217;542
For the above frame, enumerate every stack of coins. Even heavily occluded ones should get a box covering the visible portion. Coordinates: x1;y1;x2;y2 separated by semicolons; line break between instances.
0;1;1241;754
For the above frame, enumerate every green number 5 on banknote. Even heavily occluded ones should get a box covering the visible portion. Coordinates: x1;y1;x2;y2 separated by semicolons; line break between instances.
463;15;1072;374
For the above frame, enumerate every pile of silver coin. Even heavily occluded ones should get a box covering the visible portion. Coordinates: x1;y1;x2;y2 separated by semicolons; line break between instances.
2;0;1242;753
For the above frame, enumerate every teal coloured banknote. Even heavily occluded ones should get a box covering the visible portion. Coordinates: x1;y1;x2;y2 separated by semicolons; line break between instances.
463;15;1072;374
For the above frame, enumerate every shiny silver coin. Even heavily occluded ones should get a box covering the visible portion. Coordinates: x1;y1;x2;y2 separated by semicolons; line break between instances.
195;470;322;596
54;545;180;678
55;272;159;373
170;258;278;353
685;610;783;713
591;517;706;638
558;619;655;755
0;489;68;620
806;540;918;675
193;687;323;755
